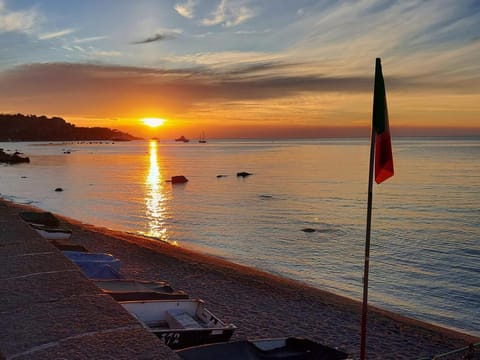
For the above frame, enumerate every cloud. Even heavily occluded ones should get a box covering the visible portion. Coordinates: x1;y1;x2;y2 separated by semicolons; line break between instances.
1;61;477;134
131;32;177;44
73;36;108;44
281;0;480;79
0;61;427;114
174;0;195;19
38;28;75;40
235;28;270;35
202;0;256;27
0;0;38;33
61;44;121;58
89;50;121;57
169;50;282;68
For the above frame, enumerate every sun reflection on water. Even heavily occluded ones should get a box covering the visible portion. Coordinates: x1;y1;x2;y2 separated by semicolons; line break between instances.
144;140;171;242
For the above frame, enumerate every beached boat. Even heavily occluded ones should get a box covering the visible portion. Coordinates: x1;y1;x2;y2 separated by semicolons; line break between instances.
418;342;480;360
30;223;72;240
49;240;89;252
94;279;189;301
62;250;122;278
20;211;60;227
120;299;236;349
177;337;351;360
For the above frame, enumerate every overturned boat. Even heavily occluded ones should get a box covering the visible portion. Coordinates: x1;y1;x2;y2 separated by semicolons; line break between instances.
94;279;189;301
176;337;351;360
120;299;236;349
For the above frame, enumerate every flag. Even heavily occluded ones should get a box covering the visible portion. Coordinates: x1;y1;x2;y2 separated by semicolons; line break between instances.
372;58;394;184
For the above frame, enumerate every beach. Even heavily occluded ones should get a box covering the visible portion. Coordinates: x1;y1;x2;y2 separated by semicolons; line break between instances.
2;199;478;360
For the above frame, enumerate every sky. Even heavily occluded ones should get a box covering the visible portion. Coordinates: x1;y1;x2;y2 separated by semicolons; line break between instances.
0;0;479;139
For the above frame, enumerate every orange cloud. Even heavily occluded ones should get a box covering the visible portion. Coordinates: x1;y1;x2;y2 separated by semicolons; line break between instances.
0;62;479;138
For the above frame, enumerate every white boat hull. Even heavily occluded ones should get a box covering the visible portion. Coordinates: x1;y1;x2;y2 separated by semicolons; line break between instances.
120;299;236;349
31;225;72;240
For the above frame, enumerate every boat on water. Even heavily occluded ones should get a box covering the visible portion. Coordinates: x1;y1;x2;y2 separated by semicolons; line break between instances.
198;131;207;143
120;299;236;349
62;250;122;278
175;136;190;143
30;223;72;240
177;337;351;360
94;279;189;301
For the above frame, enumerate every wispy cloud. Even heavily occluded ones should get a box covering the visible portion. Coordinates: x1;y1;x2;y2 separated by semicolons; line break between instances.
89;50;121;57
131;30;180;44
0;0;38;33
73;36;108;44
72;45;85;52
38;28;75;40
282;0;480;79
62;44;121;58
174;0;196;19
167;51;284;71
0;61;448;111
235;28;270;35
202;0;256;27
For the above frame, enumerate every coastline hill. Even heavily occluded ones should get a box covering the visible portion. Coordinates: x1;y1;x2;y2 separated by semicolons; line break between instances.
0;114;140;141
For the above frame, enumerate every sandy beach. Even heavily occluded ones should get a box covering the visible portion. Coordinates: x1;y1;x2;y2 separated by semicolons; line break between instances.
3;199;478;359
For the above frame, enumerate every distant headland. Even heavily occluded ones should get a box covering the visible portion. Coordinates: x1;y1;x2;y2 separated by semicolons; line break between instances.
0;114;140;141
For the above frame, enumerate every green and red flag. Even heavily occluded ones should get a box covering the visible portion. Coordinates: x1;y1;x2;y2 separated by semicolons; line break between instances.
372;58;394;183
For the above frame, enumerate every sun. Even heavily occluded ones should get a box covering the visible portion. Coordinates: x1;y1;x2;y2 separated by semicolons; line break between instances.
141;117;166;127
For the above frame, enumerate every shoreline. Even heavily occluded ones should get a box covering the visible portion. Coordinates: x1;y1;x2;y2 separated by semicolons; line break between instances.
3;198;479;359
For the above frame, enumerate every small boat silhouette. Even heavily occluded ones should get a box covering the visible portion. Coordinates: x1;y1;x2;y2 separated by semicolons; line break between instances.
175;136;189;143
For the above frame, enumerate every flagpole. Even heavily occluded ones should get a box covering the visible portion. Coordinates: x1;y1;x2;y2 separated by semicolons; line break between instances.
360;121;376;360
360;57;394;360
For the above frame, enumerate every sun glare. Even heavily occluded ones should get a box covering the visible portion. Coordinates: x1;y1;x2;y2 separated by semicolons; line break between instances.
142;117;166;127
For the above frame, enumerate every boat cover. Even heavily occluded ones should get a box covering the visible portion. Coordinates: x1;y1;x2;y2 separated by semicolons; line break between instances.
62;251;122;278
77;263;124;279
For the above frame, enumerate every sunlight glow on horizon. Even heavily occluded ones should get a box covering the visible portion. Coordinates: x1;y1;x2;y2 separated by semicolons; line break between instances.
142;117;166;128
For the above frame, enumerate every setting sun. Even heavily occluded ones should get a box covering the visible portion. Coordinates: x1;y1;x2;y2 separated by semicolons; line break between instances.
141;117;166;127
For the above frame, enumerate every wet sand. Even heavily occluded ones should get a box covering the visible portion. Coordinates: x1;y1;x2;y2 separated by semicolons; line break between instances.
4;199;479;359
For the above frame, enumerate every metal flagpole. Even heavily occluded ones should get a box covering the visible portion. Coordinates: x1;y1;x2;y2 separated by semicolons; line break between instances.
360;119;376;360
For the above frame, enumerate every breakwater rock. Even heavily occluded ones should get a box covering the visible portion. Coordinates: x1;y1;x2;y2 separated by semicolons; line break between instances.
0;149;30;164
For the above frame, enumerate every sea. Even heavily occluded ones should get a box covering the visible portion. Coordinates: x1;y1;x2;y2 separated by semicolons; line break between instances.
0;137;478;337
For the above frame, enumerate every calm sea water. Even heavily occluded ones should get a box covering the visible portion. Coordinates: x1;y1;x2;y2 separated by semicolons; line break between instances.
1;138;478;336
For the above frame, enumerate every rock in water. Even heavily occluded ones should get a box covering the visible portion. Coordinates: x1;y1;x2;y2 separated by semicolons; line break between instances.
0;149;30;164
171;175;188;184
236;171;252;177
